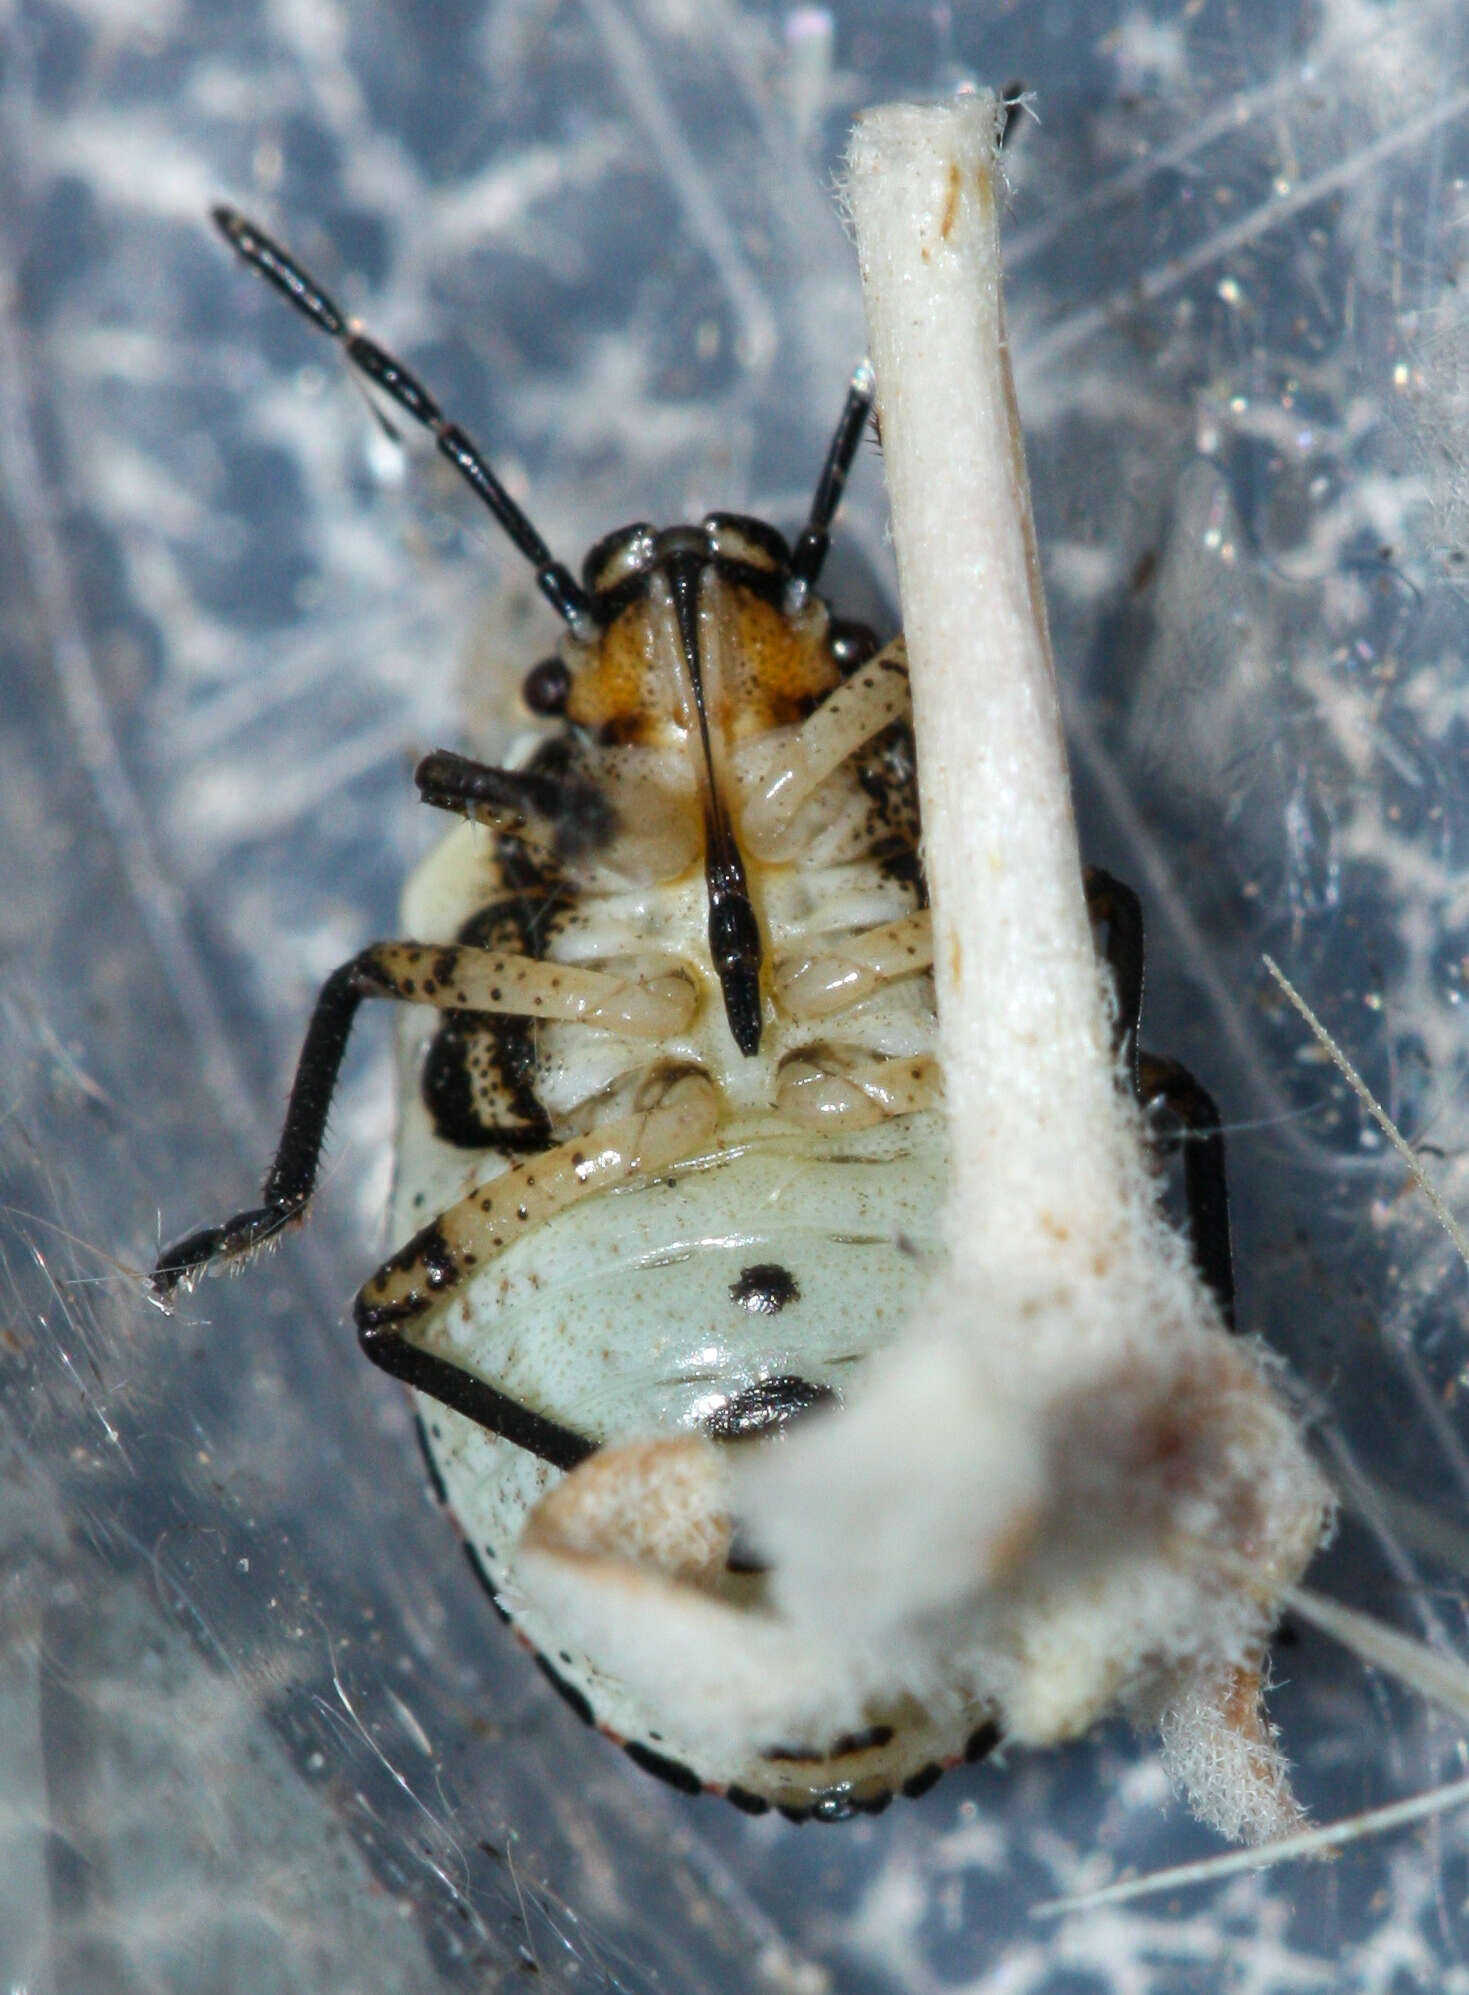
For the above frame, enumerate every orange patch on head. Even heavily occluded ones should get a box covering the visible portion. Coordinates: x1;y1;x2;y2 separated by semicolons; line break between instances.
567;580;843;747
717;589;842;736
566;603;670;743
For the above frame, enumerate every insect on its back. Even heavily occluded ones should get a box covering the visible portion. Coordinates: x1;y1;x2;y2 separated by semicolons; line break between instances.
389;508;958;1815
155;207;1235;1823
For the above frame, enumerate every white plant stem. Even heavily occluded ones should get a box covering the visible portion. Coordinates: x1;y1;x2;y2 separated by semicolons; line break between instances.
846;96;1117;1266
734;95;1331;1845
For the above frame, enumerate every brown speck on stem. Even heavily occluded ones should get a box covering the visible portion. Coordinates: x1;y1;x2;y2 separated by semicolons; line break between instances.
940;158;960;239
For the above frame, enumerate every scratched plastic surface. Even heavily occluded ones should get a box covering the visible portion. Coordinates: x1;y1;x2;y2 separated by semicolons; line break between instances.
6;1;1469;1989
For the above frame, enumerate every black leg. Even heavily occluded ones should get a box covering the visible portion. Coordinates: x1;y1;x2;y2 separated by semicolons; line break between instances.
1084;865;1144;1091
155;945;601;1471
1084;866;1236;1329
356;1289;595;1472
153;954;378;1294
999;83;1026;151
153;931;598;1295
349;1068;721;1464
1137;1051;1237;1330
787;363;877;603
212;206;593;633
415;748;614;860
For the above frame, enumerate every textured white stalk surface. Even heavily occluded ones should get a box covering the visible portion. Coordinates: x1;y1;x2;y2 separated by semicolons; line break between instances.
849;96;1118;1262
734;96;1332;1844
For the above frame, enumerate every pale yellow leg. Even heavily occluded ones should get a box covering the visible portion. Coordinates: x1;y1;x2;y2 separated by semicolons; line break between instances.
777;1051;940;1130
775;911;933;1019
359;1070;720;1329
366;940;695;1036
738;639;911;854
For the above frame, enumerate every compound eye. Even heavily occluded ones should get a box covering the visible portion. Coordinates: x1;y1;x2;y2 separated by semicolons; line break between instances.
701;513;791;575
582;522;657;597
521;655;571;715
829;619;880;674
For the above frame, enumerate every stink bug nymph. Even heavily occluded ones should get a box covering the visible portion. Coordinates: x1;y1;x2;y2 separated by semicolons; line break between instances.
155;206;1237;1823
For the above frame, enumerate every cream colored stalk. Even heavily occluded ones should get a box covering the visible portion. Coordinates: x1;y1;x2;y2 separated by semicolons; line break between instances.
734;95;1331;1844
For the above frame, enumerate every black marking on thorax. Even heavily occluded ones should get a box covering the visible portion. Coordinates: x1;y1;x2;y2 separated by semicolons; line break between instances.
421;853;568;1154
855;718;927;906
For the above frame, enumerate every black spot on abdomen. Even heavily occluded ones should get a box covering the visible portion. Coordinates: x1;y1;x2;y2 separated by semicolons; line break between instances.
705;1375;837;1441
728;1263;800;1314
